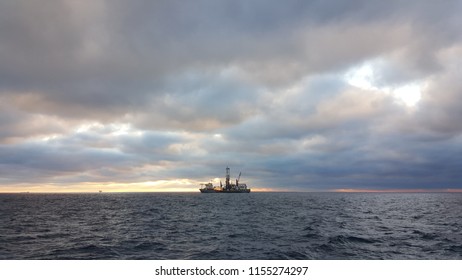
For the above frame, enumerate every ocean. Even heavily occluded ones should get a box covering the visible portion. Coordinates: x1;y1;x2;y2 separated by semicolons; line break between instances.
0;192;461;259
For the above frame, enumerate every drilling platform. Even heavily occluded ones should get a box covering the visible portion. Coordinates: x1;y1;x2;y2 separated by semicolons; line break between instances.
199;167;251;193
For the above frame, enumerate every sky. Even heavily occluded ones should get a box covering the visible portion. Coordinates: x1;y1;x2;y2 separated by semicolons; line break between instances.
1;0;462;192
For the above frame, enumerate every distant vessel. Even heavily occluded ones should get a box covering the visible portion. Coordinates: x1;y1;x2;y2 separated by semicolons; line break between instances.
199;167;251;193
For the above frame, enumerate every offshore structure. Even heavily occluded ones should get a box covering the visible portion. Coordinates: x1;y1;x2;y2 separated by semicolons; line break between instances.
199;167;250;193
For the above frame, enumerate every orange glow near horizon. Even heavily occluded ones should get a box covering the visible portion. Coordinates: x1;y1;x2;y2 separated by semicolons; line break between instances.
1;183;461;193
0;181;281;193
333;188;462;193
0;180;199;193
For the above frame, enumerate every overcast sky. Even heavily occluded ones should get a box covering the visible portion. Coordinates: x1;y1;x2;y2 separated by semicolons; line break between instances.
1;0;462;192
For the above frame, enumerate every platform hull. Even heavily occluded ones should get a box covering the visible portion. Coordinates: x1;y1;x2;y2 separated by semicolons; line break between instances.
199;189;250;193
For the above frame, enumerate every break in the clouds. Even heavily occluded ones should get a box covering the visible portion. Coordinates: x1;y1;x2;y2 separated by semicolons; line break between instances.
1;0;462;192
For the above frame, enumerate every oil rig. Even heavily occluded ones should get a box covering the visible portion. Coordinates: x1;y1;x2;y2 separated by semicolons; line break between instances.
199;167;250;193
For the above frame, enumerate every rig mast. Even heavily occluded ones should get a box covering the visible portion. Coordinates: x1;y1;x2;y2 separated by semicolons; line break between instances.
225;166;230;189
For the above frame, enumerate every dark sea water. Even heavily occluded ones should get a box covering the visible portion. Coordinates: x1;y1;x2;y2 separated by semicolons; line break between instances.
0;192;461;260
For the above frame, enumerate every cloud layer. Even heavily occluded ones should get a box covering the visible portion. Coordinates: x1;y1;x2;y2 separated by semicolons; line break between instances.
1;0;462;191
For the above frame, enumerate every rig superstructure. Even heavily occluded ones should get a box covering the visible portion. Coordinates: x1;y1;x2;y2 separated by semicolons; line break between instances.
199;167;250;193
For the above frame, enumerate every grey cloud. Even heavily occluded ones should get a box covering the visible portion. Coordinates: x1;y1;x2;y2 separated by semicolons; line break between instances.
2;1;455;90
0;142;131;184
131;70;262;131
0;102;70;143
0;129;189;184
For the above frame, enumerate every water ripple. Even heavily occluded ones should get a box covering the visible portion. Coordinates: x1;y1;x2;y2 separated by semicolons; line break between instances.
0;192;461;259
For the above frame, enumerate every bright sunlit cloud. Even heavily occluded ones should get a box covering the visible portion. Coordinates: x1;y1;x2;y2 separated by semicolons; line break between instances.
344;61;422;107
344;63;375;90
392;83;422;107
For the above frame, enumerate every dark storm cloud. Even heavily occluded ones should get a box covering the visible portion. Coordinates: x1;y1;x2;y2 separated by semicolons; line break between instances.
1;0;462;190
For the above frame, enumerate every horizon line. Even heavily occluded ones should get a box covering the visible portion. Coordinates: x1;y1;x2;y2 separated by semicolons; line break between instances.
2;189;462;194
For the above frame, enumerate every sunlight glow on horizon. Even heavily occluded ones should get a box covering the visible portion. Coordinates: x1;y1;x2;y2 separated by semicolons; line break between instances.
0;180;197;193
2;184;461;193
0;180;279;193
334;188;462;193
